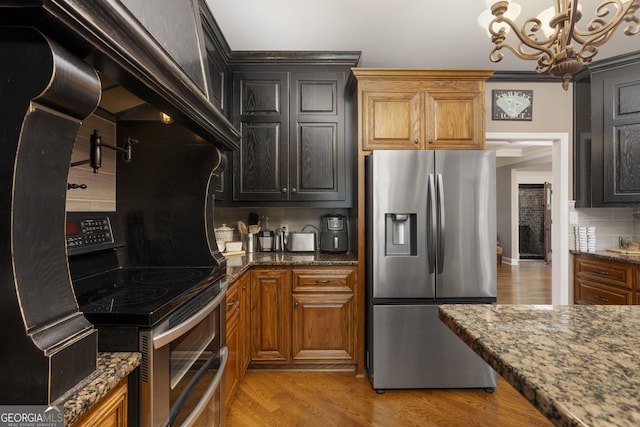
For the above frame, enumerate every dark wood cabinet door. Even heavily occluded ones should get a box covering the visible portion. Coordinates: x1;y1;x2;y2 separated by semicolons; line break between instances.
232;72;289;201
199;7;227;112
289;72;346;201
591;62;640;205
603;69;640;204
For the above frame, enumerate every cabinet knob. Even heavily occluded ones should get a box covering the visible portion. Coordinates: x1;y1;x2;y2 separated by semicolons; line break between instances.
291;187;297;193
428;139;434;144
414;139;419;145
281;188;287;193
294;302;299;308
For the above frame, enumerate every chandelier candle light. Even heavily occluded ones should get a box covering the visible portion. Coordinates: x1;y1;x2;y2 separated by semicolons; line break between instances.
479;0;640;89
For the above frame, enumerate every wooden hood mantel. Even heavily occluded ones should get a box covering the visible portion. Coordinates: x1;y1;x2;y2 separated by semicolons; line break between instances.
0;27;100;404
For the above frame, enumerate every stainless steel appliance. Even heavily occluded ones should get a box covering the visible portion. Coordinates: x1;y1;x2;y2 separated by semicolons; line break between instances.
67;213;227;427
258;230;275;251
319;214;348;253
287;231;317;252
365;150;497;391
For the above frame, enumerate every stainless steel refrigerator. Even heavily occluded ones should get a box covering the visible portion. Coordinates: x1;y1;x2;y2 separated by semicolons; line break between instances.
365;150;497;391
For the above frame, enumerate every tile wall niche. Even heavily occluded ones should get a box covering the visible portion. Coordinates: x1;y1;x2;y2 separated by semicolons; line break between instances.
568;203;638;250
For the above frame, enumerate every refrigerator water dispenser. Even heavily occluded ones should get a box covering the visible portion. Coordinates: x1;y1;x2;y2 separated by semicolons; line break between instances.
385;213;417;256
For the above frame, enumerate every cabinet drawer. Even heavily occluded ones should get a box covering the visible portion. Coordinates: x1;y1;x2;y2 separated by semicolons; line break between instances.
575;257;632;289
291;267;356;292
575;279;633;305
226;280;240;320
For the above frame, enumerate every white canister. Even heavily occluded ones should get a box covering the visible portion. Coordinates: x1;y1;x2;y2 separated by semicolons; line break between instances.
215;224;234;242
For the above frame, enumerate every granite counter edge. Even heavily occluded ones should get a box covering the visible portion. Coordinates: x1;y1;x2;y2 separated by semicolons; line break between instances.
438;306;585;427
570;250;640;265
56;351;141;426
225;253;358;283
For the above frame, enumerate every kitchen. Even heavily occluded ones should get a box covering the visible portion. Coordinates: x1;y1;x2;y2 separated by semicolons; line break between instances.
1;1;640;426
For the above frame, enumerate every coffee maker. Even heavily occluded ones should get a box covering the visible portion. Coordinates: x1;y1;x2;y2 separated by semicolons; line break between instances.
319;214;348;253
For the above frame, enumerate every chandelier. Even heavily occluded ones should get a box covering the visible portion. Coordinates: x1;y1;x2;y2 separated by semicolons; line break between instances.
479;0;640;89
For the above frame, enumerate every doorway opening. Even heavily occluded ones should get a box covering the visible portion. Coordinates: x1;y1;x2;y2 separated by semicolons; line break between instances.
488;132;570;305
519;184;545;260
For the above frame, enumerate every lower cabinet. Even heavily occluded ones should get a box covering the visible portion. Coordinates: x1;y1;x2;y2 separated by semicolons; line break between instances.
250;268;292;363
224;271;251;415
224;279;241;412
74;378;128;427
250;266;356;366
224;264;357;411
574;254;635;304
291;268;355;361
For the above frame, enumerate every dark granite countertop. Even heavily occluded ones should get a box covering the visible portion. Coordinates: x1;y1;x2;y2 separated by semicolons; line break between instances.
224;251;358;283
439;304;640;427
571;250;640;265
54;352;141;426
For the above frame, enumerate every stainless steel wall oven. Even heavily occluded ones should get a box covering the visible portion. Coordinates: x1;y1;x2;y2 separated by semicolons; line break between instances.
67;213;227;426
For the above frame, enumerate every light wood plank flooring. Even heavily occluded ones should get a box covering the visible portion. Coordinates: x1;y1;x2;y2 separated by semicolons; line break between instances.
227;261;553;426
497;260;552;305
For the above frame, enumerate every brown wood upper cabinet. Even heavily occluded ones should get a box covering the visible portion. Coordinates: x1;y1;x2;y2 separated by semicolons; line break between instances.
353;69;493;150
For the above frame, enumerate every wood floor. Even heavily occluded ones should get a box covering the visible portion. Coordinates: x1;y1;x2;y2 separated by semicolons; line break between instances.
227;261;553;426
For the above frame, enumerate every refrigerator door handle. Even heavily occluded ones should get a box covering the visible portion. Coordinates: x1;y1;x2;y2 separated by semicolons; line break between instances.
437;173;445;274
427;173;436;274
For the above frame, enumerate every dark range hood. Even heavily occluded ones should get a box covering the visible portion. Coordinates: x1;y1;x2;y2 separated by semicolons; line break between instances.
0;0;238;404
0;0;240;150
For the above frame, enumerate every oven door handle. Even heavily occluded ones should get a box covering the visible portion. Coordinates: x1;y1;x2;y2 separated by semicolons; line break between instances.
178;346;228;427
153;282;227;349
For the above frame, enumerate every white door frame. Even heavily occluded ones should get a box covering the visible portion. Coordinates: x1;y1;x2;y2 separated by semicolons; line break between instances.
488;132;570;305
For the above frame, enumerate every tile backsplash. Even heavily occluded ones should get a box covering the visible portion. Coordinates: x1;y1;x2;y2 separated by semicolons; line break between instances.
569;204;640;250
213;206;350;241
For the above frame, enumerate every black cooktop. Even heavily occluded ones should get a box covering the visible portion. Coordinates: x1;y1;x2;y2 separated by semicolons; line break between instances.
73;266;224;327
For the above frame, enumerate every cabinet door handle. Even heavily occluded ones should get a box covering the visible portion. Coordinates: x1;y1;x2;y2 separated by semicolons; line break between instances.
227;298;238;307
414;139;419;145
281;188;287;193
315;280;331;284
593;269;609;276
593;294;609;302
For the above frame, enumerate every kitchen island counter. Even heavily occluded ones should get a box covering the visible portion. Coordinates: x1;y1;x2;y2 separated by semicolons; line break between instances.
439;304;640;427
224;251;357;282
